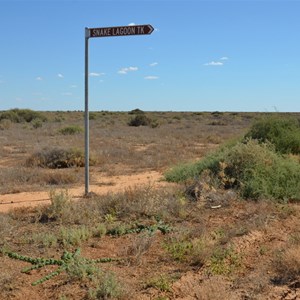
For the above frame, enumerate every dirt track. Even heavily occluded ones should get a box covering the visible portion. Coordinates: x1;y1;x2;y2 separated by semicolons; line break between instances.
0;171;168;213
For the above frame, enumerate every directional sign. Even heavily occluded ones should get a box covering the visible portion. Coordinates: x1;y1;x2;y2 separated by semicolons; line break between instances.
88;24;154;38
84;23;153;195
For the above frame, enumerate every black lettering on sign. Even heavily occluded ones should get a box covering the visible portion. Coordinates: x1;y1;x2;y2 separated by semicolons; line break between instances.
89;25;154;38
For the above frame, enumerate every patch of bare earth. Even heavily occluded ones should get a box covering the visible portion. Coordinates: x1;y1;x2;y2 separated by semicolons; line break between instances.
0;171;171;213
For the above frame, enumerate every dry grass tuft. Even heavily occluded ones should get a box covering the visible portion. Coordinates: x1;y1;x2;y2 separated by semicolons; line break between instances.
196;276;239;300
272;244;300;283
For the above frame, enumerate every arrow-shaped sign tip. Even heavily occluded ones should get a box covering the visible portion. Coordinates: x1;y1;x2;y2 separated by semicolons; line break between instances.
148;25;154;34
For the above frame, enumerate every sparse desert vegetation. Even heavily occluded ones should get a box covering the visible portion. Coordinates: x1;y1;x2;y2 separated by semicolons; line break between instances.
1;110;300;299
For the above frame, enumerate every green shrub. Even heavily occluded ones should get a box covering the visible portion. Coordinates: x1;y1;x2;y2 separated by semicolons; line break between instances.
128;114;151;127
164;143;230;182
0;110;19;122
59;125;83;135
89;112;97;120
0;108;47;123
218;140;300;200
245;115;300;154
166;139;300;201
128;108;145;115
32;118;43;129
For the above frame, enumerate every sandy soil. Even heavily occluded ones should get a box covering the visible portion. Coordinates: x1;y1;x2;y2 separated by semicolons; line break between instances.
0;171;169;213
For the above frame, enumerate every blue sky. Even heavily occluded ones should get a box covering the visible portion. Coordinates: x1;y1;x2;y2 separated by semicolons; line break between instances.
0;0;299;112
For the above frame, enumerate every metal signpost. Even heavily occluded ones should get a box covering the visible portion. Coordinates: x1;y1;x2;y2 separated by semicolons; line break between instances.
84;24;154;195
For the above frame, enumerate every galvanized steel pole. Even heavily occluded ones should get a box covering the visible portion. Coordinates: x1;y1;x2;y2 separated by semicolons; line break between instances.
84;28;90;195
84;24;153;196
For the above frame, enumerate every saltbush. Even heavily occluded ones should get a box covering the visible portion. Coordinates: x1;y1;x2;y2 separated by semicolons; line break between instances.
218;140;300;200
166;139;300;201
128;114;151;127
0;108;47;123
245;115;300;154
164;142;232;183
128;108;145;115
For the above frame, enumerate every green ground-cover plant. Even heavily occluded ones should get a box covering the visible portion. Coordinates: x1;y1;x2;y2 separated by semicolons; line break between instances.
107;221;171;236
59;125;83;135
87;271;123;299
0;248;120;286
208;246;241;276
164;227;214;266
30;232;58;248
145;274;173;292
60;226;92;247
245;115;300;154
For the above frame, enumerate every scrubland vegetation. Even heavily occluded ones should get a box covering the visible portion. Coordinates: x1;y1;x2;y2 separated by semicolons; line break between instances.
1;109;300;299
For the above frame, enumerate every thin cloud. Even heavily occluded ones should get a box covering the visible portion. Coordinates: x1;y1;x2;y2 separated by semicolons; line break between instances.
57;73;64;78
144;76;159;80
36;76;43;81
62;92;72;96
70;85;77;88
118;66;138;74
220;56;229;60
204;61;224;66
128;23;136;26
89;72;105;77
150;62;158;67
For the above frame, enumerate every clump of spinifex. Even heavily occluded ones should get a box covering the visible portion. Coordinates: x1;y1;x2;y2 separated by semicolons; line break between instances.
0;248;120;286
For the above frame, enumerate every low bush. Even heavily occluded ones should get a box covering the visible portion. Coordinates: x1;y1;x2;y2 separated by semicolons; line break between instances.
60;226;92;247
0;119;11;130
26;148;87;169
59;125;83;135
91;186;177;220
128;108;145;115
32;119;43;129
164;234;213;266
0;108;47;123
39;190;71;222
128;114;151;127
88;271;123;299
166;139;300;201
145;274;172;292
245;115;300;154
164;142;231;183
